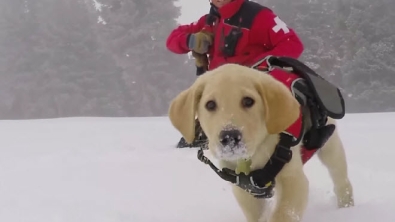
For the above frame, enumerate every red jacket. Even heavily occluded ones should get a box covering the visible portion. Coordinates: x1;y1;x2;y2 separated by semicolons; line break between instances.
166;0;304;70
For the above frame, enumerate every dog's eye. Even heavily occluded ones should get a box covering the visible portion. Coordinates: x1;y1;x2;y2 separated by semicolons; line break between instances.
242;97;255;108
205;100;217;111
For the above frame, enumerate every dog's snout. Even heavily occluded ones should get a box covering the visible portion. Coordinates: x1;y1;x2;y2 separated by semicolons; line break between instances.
219;129;242;147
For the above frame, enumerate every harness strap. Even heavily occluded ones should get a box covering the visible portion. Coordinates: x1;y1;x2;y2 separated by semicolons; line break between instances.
197;133;294;199
250;133;293;187
197;149;237;183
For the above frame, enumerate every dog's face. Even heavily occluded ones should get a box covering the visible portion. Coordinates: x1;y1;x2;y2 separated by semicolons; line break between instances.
168;64;300;162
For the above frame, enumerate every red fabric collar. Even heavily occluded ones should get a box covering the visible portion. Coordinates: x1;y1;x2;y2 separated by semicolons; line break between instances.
218;0;245;18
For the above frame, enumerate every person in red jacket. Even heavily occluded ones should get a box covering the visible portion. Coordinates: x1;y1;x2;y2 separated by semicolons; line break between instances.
166;0;304;75
167;0;307;148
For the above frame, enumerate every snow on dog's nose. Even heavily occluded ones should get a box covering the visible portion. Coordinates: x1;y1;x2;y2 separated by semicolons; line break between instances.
216;128;248;161
219;129;242;147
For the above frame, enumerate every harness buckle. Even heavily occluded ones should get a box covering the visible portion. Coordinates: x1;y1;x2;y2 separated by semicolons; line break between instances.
272;144;292;163
250;55;274;71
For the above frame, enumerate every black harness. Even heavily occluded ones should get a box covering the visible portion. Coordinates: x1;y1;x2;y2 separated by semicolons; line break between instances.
197;133;296;198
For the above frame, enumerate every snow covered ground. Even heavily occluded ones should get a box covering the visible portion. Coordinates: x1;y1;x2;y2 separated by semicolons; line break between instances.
0;112;394;221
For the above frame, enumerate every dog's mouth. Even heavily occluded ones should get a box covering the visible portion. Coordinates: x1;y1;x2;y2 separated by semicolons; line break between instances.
213;141;250;161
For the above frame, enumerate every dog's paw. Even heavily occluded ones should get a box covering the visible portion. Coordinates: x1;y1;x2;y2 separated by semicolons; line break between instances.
335;182;354;208
337;193;354;208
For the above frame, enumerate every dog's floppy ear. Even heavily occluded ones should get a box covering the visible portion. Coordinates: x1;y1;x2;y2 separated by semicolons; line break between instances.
168;78;205;144
256;74;300;134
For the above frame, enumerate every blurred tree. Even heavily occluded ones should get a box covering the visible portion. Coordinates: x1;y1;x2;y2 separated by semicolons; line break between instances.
336;0;395;112
87;0;195;116
0;0;393;118
0;0;129;119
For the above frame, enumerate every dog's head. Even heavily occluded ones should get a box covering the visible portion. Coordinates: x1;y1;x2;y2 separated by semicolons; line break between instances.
168;64;300;161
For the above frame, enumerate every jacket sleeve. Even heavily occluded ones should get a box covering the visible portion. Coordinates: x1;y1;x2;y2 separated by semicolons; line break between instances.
250;9;304;64
166;15;208;54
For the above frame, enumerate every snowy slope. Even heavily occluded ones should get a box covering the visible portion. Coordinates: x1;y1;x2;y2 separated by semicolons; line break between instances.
0;113;394;222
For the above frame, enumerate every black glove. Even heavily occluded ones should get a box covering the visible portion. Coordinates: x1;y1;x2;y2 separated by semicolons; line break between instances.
192;51;209;76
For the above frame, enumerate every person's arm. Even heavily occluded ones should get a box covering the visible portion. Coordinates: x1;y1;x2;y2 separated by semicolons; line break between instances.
251;9;304;64
166;15;208;54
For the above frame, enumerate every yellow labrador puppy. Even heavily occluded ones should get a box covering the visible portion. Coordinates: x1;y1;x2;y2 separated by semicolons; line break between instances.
168;63;354;222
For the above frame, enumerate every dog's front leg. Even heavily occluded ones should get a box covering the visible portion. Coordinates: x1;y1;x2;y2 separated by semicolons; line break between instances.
232;185;267;222
269;171;309;222
219;160;266;222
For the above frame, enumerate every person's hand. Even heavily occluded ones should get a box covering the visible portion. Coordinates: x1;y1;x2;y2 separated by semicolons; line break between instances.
187;31;214;54
192;51;209;76
192;51;208;68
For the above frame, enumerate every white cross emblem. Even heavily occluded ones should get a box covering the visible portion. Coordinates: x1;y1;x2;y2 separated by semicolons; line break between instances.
272;16;289;34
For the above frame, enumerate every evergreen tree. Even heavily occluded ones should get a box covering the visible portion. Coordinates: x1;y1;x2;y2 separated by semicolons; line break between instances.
0;0;127;119
336;0;395;112
0;0;394;118
88;0;195;116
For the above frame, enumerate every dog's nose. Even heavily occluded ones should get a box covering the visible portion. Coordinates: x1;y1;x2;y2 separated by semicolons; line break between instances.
219;130;242;147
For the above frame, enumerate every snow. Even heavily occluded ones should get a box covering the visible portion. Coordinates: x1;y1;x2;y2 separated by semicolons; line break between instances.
97;16;106;25
0;112;394;221
91;0;105;12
